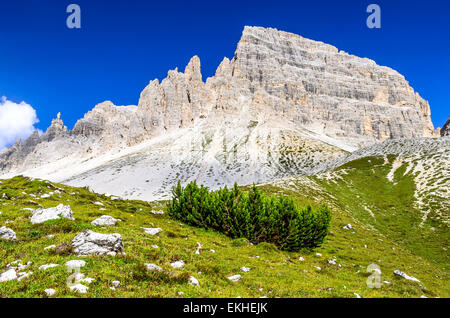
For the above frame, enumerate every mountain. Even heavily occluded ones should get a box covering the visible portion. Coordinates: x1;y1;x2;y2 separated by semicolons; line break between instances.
441;117;450;136
0;26;439;200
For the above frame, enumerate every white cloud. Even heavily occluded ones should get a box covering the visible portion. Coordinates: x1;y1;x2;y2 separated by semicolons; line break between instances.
0;96;40;149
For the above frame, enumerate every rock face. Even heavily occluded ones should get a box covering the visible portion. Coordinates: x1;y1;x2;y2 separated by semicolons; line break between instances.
441;117;450;137
72;230;124;256
0;26;437;200
30;204;74;224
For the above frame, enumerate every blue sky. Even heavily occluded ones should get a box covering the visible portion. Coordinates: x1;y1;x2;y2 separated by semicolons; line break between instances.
0;0;449;143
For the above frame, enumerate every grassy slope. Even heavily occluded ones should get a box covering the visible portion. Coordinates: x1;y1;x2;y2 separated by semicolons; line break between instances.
0;175;448;298
313;155;449;272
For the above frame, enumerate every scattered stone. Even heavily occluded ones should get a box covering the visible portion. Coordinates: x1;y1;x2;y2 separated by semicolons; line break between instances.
112;281;120;288
150;210;164;215
228;274;242;282
44;245;56;250
17;271;33;281
72;230;124;256
39;264;59;270
343;224;352;230
151;245;159;249
30;204;74;224
91;215;119;227
2;193;10;200
299;257;305;261
0;269;17;282
328;259;337;265
394;270;420;283
195;242;202;255
240;267;251;272
69;283;89;293
40;194;51;199
45;288;56;296
189;276;200;286
66;260;86;268
354;293;362;298
143;227;162;235
145;263;163;272
93;201;104;206
383;280;391;284
316;253;322;257
47;235;55;238
210;249;215;253
0;226;16;240
314;266;321;271
80;277;95;284
170;260;185;269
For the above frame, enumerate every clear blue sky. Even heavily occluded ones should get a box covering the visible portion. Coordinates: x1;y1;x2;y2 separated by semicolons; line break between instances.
0;0;449;133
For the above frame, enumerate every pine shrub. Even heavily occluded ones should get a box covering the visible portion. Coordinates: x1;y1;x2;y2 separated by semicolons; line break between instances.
167;181;331;251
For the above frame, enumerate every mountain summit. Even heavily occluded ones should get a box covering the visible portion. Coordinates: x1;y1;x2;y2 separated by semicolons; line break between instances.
0;26;440;200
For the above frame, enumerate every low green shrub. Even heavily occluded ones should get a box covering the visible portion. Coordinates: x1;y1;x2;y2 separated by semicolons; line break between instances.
167;181;331;251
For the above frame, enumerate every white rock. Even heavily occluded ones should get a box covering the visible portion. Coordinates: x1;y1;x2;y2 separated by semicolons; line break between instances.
30;204;74;224
40;194;51;199
210;249;215;253
240;267;251;272
112;281;120;288
143;227;162;235
189;276;200;286
195;242;202;255
343;224;352;230
93;201;104;206
0;269;17;282
299;257;305;261
316;253;322;257
151;244;159;249
65;260;87;269
45;288;56;296
145;263;163;272
170;260;185;269
0;226;16;240
150;210;164;215
17;271;33;281
69;283;89;293
72;230;124;256
39;264;59;270
80;277;95;284
394;270;420;283
354;293;362;298
44;245;56;250
314;266;321;271
328;259;337;265
91;215;118;227
227;274;242;282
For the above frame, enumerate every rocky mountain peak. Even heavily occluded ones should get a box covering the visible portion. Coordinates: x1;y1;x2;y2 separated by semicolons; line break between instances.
441;117;450;136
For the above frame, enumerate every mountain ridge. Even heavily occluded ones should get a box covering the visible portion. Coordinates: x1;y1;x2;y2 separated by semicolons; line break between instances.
0;26;442;200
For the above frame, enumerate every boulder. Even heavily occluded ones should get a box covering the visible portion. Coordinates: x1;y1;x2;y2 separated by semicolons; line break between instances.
30;204;74;224
0;226;16;240
143;227;162;235
145;263;163;272
72;230;124;256
91;215;119;227
0;269;17;282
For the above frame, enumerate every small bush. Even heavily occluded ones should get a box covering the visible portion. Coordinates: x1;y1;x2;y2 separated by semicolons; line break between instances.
167;181;331;251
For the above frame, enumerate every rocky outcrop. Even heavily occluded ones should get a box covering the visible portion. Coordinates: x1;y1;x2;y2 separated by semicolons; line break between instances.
72;230;124;256
441;117;450;137
30;204;74;224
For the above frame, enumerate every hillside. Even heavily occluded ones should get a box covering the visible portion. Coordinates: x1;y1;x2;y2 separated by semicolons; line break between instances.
0;175;448;298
